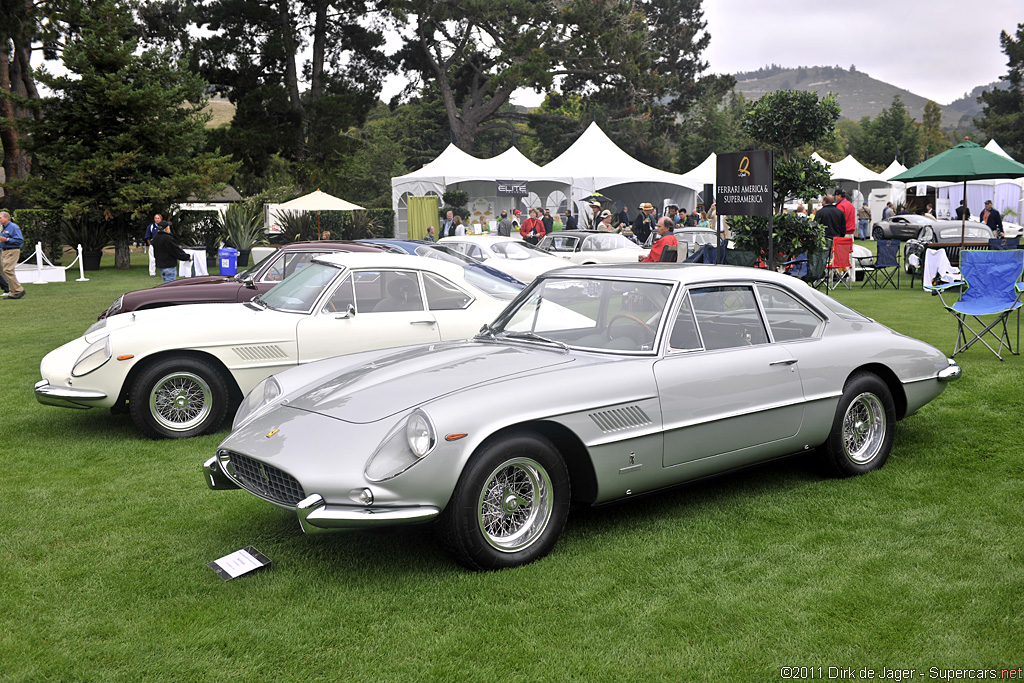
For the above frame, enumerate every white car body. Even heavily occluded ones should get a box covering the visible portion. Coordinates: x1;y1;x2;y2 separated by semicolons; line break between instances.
537;231;649;264
35;253;510;439
439;235;568;282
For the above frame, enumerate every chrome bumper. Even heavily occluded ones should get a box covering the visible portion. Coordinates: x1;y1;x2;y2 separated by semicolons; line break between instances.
34;379;107;409
203;456;240;490
296;494;440;534
938;359;962;382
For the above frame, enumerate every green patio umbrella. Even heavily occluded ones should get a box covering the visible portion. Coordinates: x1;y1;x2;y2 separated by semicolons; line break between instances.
890;140;1024;241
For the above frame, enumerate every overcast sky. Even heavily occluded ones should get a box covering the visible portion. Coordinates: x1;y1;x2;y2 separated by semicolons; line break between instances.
702;0;1018;104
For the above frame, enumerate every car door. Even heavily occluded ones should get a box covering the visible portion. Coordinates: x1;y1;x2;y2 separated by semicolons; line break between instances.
654;284;806;469
295;269;441;363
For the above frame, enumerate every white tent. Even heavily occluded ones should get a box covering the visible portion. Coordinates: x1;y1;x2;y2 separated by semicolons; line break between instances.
277;189;365;212
985;139;1013;159
542;122;701;219
936;139;1024;218
880;158;908;181
681;152;717;188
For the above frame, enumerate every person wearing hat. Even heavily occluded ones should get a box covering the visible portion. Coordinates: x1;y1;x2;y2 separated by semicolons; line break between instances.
596;209;615;232
587;201;602;230
632;202;656;245
511;209;522;231
980;200;1003;237
857;202;871;240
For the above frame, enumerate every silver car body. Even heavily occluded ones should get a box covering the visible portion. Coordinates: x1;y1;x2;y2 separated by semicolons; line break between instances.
207;264;958;556
537;230;649;264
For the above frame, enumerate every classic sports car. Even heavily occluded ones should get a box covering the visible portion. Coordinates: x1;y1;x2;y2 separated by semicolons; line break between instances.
871;214;933;241
204;263;960;570
98;240;386;320
438;235;568;282
537;230;649;264
35;253;510;439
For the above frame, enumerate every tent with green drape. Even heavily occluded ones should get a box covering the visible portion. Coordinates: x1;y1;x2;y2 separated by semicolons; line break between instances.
407;196;439;240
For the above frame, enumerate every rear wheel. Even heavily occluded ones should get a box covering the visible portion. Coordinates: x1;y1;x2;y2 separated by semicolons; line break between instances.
439;432;570;570
129;357;230;439
872;226;884;241
824;373;896;477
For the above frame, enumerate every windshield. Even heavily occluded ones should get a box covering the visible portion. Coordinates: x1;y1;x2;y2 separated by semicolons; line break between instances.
413;245;475;265
234;250;277;281
464;267;524;300
492;241;547;260
488;276;673;353
678;230;716;246
581;233;636;251
259;262;342;312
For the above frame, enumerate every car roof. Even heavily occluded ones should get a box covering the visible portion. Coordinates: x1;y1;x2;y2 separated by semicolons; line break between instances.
439;235;521;243
311;251;469;281
278;240;386;252
541;262;805;288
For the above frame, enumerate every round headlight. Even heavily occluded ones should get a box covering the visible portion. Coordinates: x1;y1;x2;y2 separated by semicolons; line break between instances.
232;376;283;430
405;410;436;458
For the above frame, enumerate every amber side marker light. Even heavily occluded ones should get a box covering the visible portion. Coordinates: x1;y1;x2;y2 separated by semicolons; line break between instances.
117;355;134;361
445;433;468;442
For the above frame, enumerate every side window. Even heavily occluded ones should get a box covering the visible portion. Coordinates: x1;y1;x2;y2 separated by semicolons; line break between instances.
668;293;702;350
689;286;769;350
363;270;424;312
260;252;322;282
258;253;287;282
423;272;472;310
467;245;486;260
757;286;823;342
321;275;355;314
582;236;601;251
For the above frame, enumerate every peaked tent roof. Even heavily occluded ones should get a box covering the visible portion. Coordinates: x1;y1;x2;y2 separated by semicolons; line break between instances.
394;143;493;182
543;122;701;192
881;158;908;182
681;152;717;187
277;189;364;212
985;139;1013;160
829;155;887;184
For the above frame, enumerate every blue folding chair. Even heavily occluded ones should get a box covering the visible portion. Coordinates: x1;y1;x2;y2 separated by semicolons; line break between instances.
926;250;1024;361
856;239;900;289
988;237;1019;251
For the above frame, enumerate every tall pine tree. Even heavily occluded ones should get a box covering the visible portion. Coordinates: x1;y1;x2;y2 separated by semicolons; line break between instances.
17;0;237;269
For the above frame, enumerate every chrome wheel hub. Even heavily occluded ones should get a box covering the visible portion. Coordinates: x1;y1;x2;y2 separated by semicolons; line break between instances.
843;392;886;464
150;372;213;432
478;457;553;553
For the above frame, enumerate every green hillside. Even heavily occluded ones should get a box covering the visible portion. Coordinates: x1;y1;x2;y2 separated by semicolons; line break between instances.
731;65;978;130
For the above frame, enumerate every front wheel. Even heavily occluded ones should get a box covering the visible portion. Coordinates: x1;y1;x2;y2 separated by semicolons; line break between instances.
129;356;230;439
439;432;570;570
872;226;884;241
824;373;896;477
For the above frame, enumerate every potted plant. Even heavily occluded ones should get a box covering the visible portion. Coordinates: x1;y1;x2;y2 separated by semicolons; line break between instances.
218;202;264;267
61;218;112;270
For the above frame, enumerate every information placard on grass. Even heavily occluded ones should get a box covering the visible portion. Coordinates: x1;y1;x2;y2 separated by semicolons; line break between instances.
208;546;272;581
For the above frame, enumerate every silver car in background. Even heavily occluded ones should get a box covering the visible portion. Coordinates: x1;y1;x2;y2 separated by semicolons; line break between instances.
205;264;959;570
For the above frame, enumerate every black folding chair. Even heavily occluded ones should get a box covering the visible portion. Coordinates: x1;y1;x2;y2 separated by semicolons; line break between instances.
856;239;900;289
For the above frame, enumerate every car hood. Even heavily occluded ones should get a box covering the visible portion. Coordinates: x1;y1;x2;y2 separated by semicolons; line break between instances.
286;341;574;424
86;301;293;343
147;274;235;288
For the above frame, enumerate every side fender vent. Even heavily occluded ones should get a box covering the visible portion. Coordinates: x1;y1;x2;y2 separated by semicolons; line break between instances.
589;406;651;433
233;345;287;361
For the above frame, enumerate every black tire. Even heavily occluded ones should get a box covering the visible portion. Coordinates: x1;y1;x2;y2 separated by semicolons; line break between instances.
438;432;570;570
129;356;230;439
824;373;896;477
872;226;884;241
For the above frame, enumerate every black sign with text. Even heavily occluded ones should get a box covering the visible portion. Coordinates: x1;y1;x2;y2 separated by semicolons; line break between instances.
496;180;528;197
716;151;773;216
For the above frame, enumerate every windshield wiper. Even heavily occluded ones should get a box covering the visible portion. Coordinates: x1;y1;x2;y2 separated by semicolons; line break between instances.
249;295;267;309
475;323;498;340
500;330;569;351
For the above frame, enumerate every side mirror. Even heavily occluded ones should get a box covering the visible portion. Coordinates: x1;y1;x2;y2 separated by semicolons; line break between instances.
242;277;256;289
335;304;356;320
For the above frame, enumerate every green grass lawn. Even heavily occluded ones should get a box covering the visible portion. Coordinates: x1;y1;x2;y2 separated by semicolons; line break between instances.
2;252;1022;682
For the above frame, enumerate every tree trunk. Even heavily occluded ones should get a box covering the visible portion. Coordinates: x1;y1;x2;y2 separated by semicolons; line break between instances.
278;0;306;162
0;39;35;208
114;230;132;270
310;0;327;101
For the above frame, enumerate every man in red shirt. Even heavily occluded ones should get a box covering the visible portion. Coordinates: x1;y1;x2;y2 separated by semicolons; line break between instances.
835;190;856;236
640;218;678;262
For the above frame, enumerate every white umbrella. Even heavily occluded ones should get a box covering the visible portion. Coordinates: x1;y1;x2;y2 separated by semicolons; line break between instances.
277;189;365;211
275;189;365;239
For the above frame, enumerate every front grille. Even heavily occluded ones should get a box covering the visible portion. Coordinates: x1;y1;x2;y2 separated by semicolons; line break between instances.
226;451;305;506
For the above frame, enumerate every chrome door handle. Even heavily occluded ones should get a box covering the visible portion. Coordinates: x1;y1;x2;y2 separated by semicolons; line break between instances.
769;359;798;366
410;320;436;325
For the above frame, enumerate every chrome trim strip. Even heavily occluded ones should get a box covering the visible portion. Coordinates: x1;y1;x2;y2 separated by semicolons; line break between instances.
34;380;106;409
296;494;440;533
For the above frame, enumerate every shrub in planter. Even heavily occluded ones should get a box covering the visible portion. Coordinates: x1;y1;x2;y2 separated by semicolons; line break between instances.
62;218;112;270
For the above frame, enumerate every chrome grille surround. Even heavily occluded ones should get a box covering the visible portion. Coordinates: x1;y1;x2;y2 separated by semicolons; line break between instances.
223;450;305;506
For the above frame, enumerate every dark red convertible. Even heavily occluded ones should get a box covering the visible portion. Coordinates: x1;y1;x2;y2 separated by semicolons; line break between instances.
98;241;386;319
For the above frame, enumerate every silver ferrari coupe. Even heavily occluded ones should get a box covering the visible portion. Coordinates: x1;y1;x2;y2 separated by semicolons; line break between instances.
204;263;960;570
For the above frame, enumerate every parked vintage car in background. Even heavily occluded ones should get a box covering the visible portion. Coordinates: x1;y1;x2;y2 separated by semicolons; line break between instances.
204;263;960;570
871;214;933;241
97;240;386;320
439;235;568;282
537;230;648;264
37;253;510;439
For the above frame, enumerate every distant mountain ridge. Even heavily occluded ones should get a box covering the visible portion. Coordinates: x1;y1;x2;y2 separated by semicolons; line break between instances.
730;65;1003;130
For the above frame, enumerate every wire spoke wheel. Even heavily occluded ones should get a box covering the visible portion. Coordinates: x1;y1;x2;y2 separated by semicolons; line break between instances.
149;371;213;432
842;392;886;464
476;457;553;553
